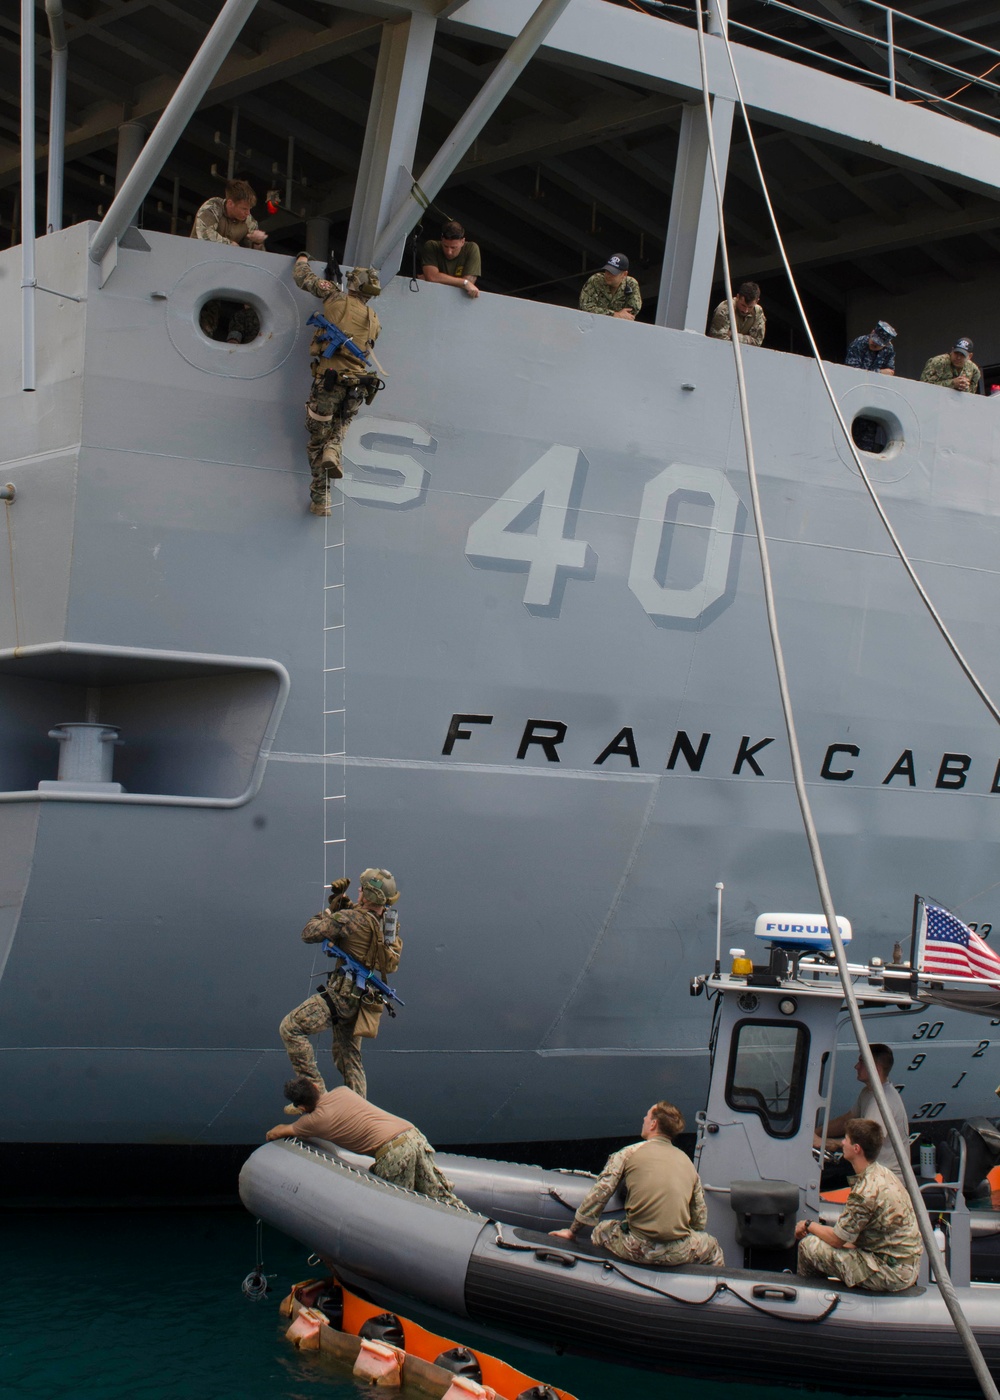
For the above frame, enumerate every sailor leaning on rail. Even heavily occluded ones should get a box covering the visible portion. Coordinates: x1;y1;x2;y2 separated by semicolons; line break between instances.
292;255;383;517
279;868;402;1099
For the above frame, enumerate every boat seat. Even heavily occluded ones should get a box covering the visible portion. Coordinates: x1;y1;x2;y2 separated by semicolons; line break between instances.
504;1227;924;1294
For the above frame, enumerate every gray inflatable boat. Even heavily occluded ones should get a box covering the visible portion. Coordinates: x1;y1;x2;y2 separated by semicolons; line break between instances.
239;1136;1000;1394
241;931;1000;1392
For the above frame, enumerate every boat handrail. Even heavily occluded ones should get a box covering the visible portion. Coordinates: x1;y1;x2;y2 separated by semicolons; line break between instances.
725;0;1000;139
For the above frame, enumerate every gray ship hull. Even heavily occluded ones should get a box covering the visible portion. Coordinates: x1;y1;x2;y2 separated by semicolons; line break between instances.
2;224;1000;1147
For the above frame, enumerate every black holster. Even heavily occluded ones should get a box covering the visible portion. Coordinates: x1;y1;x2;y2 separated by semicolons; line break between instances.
317;983;341;1021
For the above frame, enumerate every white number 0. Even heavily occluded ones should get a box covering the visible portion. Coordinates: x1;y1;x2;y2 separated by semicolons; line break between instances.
628;464;742;624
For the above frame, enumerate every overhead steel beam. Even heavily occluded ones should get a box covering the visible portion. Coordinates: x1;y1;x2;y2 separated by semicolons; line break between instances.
0;12;380;188
922;241;976;283
788;135;900;224
853;255;908;297
372;0;573;269
470;172;615;265
543;154;666;240
443;0;1000;203
737;193;1000;281
89;0;261;279
344;12;437;272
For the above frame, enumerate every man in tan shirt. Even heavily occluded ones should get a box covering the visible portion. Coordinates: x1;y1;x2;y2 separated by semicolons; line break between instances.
266;1078;467;1209
549;1101;723;1267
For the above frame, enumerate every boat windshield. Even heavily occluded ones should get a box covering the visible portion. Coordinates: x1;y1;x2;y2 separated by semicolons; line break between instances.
725;1019;810;1138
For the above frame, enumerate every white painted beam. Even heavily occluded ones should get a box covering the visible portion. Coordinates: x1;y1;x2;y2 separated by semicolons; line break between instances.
444;0;1000;201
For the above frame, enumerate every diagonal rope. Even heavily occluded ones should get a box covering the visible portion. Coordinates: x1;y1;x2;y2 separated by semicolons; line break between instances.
693;5;1000;1393
712;21;1000;730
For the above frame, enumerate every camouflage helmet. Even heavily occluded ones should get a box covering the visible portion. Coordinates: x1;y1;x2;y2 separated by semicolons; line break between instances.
347;265;381;297
359;867;399;906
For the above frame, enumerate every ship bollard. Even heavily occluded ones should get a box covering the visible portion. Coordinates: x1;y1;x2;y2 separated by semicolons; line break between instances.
39;722;125;793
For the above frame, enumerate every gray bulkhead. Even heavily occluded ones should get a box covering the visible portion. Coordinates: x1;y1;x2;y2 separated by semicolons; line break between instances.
2;220;1000;1146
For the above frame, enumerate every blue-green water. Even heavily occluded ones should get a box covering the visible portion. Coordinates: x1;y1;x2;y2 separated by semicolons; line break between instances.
0;1208;951;1400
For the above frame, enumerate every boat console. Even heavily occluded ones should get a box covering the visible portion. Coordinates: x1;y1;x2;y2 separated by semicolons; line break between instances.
691;911;1000;1283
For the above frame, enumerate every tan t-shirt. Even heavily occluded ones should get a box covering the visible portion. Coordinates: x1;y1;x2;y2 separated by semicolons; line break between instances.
622;1138;701;1241
292;1086;412;1154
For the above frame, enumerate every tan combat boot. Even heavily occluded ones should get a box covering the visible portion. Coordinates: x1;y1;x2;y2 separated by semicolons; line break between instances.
321;444;344;480
309;475;331;516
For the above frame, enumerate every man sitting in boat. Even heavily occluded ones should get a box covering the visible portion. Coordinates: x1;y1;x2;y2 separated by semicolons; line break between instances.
548;1101;723;1268
816;1043;908;1180
265;1077;468;1210
796;1118;922;1293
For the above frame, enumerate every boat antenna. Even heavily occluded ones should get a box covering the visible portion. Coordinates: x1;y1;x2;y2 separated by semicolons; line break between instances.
691;5;1000;1397
714;881;723;976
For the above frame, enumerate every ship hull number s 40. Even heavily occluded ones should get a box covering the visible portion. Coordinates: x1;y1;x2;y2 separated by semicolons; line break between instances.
344;427;742;627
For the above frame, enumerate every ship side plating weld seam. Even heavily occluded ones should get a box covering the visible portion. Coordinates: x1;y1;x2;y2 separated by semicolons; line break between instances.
475;777;663;1139
194;1048;267;1139
271;751;658;782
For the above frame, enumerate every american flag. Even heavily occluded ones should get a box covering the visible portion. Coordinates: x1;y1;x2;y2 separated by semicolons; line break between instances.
917;899;1000;987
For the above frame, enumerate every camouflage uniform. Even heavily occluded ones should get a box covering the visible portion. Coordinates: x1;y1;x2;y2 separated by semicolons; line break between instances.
190;196;261;248
372;1127;469;1209
920;353;982;394
574;1139;724;1268
845;333;894;374
591;1218;724;1266
279;900;401;1099
709;299;766;346
291;259;381;513
797;1160;921;1292
578;272;642;318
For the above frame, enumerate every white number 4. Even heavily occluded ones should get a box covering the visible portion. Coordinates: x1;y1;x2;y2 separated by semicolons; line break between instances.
465;445;596;616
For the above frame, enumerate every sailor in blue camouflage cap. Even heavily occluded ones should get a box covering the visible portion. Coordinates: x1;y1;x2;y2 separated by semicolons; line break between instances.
845;320;896;375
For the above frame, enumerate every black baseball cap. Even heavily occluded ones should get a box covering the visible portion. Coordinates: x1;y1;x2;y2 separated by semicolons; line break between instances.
603;254;629;272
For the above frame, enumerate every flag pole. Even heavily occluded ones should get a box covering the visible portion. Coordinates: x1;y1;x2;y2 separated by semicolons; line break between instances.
909;894;923;1001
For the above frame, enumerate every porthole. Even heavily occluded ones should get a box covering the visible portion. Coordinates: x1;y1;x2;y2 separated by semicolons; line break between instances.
164;257;299;378
850;409;901;457
198;297;261;345
833;384;918;483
